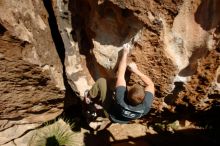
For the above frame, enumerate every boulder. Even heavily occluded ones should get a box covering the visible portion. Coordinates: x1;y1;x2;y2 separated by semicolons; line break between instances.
53;0;219;108
0;0;65;144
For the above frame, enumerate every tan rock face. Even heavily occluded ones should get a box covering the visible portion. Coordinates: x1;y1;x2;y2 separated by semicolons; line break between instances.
54;0;219;110
54;0;179;96
0;0;64;122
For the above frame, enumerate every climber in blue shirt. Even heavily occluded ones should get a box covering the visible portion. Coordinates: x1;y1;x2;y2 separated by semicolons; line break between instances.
109;47;155;123
83;46;154;126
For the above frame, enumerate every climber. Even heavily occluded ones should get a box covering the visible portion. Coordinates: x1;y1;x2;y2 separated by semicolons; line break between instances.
83;46;154;128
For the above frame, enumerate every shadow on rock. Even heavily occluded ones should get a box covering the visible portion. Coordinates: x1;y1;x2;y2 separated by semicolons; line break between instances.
83;129;113;146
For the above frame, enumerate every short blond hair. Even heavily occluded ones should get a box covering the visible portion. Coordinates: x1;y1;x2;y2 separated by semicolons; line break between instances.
127;84;145;106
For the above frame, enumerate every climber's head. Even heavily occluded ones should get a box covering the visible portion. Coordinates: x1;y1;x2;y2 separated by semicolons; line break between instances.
127;84;145;106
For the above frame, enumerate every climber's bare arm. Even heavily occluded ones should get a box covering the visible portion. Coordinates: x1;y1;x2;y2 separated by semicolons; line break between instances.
128;62;155;95
116;48;130;87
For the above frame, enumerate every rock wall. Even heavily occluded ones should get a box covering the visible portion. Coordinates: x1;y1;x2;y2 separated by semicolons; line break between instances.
0;0;65;145
53;0;179;97
54;0;219;108
163;0;220;111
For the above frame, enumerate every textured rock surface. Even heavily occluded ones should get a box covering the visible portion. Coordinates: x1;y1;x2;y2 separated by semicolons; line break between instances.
54;0;178;97
54;0;219;106
0;123;39;146
0;0;65;144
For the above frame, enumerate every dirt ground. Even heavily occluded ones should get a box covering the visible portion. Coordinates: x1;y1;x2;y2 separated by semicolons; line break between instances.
63;96;220;146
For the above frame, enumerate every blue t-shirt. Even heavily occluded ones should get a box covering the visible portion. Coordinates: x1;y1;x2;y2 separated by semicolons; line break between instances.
109;86;153;123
